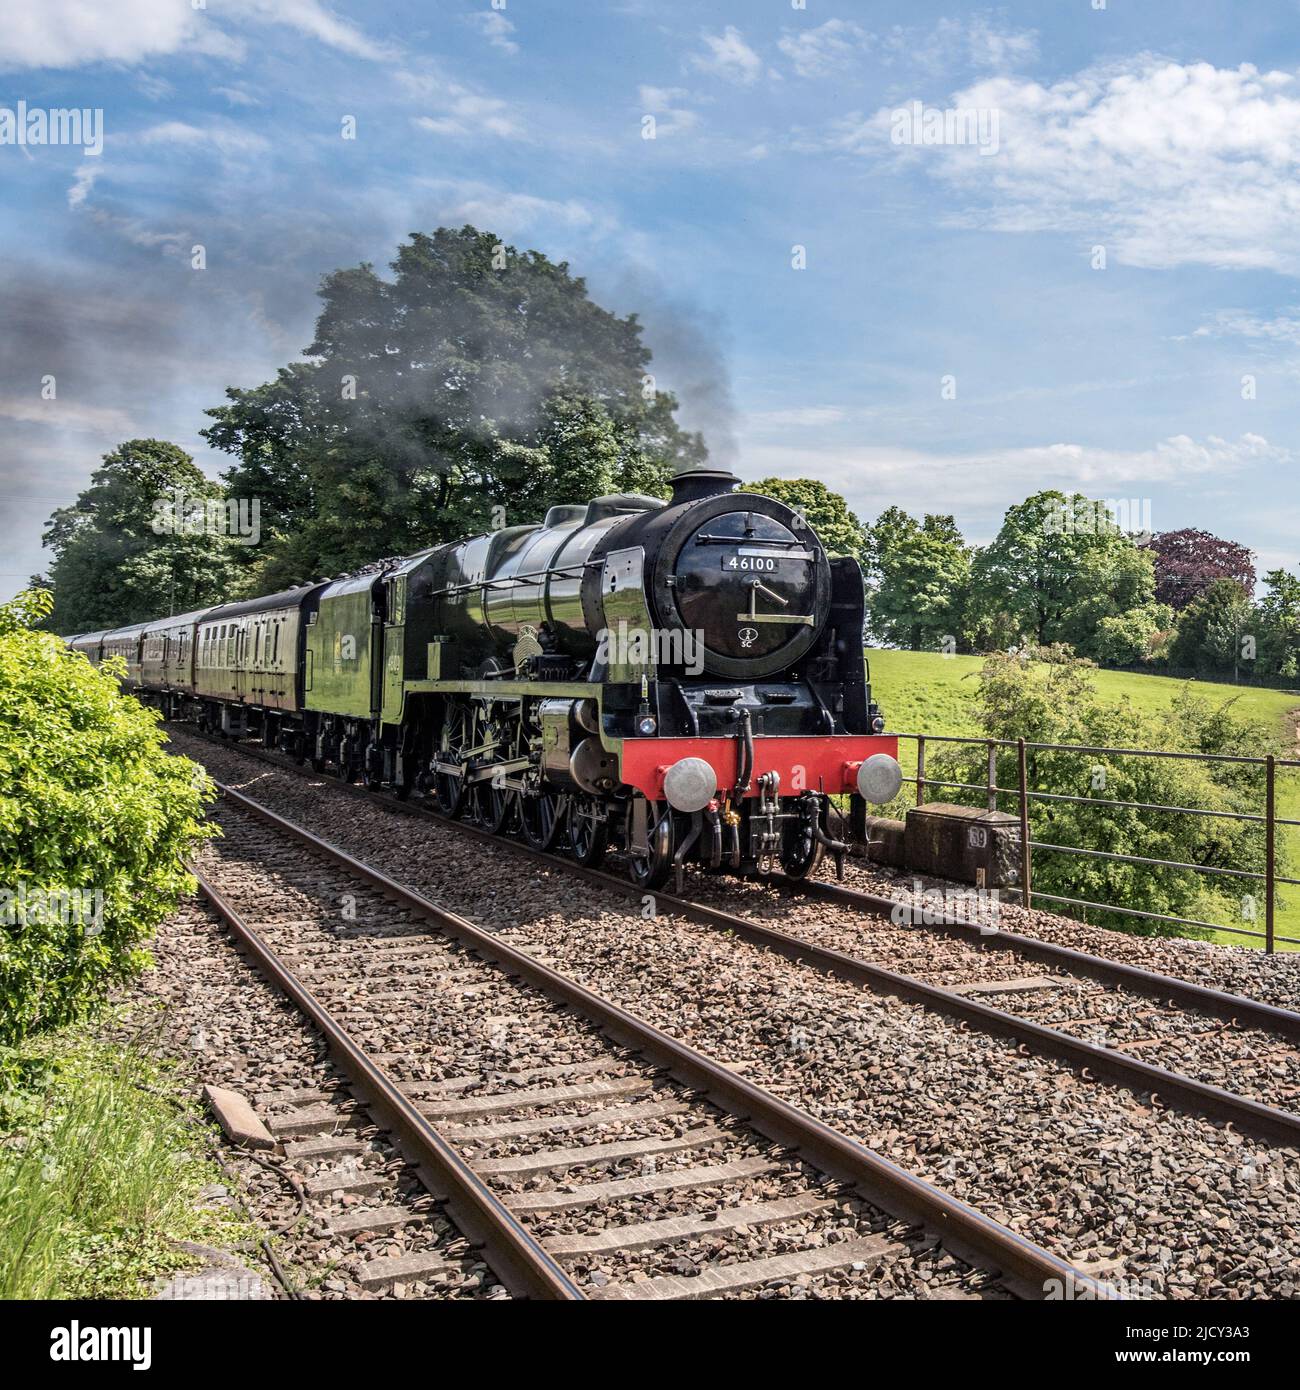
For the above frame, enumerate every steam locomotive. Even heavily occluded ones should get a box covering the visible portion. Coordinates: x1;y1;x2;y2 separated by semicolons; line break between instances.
68;465;902;887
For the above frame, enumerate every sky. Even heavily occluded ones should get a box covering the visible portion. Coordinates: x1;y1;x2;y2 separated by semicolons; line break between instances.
2;0;1299;598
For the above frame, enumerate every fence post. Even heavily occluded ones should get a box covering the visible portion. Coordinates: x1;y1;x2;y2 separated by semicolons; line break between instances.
916;735;926;806
1017;738;1032;909
1266;754;1276;955
987;740;997;812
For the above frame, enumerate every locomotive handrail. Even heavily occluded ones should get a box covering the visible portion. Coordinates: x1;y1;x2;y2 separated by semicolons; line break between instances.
428;558;601;600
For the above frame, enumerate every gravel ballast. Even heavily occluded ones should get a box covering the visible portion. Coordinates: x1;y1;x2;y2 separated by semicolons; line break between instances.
167;731;1300;1298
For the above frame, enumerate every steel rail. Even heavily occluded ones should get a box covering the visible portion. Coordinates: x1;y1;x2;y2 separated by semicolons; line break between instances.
207;777;1110;1301
192;866;586;1302
446;826;1300;1146
181;730;1300;1147
776;873;1300;1042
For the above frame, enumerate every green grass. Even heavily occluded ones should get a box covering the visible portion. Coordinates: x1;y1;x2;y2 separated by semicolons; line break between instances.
866;649;1300;952
0;1026;252;1299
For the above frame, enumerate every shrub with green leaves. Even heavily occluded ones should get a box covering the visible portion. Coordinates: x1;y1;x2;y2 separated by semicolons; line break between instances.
0;589;215;1045
927;646;1287;938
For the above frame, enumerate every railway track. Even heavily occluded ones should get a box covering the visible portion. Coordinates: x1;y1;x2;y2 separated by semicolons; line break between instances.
196;777;1107;1301
171;726;1300;1153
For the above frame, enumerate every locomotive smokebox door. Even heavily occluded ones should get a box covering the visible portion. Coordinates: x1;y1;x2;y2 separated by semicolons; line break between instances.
903;802;1021;889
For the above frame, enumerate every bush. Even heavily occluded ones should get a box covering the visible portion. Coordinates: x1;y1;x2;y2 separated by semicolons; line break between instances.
928;647;1286;937
0;590;215;1045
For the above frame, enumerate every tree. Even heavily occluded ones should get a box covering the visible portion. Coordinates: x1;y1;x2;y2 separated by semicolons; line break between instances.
864;507;971;650
1167;578;1256;675
42;440;247;634
0;589;215;1043
1149;528;1255;611
1255;569;1300;680
965;492;1157;659
748;478;867;560
204;226;705;590
1092;603;1175;666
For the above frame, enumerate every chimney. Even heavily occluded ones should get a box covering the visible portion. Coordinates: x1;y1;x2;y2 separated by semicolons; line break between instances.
668;464;741;505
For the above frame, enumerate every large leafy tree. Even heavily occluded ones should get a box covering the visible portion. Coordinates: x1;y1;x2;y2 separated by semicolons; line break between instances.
864;507;972;651
747;477;867;561
1167;577;1257;675
966;491;1156;658
204;226;705;589
42;440;246;635
1149;528;1255;611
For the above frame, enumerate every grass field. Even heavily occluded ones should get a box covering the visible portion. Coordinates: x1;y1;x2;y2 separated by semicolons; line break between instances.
865;649;1300;951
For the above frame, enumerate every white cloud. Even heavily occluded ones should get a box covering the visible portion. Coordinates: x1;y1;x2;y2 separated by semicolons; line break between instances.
962;15;1038;71
0;395;134;435
1194;309;1300;346
470;12;519;56
741;434;1290;520
866;58;1300;273
691;26;762;86
139;121;270;156
884;15;1038;75
135;72;175;101
214;85;262;108
414;178;605;239
414;104;515;140
400;66;520;139
778;20;869;80
637;84;699;137
0;0;392;70
66;163;101;208
0;0;241;69
231;0;396;63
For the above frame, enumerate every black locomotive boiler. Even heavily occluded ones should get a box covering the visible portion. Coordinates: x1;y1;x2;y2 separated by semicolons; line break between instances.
69;464;902;888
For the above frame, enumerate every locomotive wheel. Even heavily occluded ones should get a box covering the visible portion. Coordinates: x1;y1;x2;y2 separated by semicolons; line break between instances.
520;788;567;851
479;780;519;836
568;802;608;868
779;832;824;879
626;799;675;890
433;702;471;819
434;768;465;818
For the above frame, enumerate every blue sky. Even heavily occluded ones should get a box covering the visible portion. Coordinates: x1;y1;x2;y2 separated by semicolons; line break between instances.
2;0;1299;598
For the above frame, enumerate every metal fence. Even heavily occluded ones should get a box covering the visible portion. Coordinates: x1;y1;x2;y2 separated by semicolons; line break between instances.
894;732;1300;953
